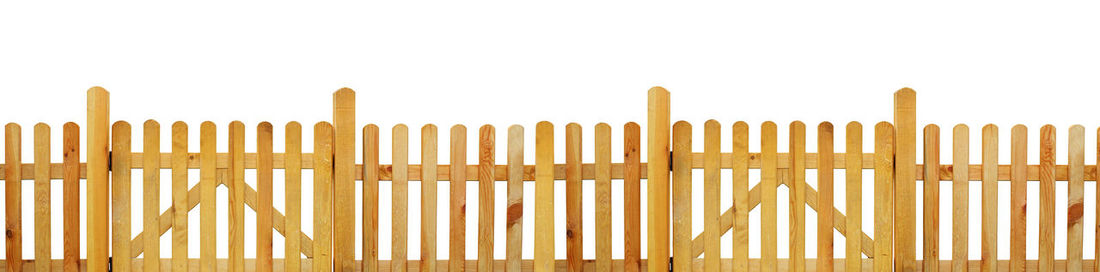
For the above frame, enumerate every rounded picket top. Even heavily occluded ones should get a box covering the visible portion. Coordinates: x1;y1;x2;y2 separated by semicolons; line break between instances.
422;123;437;135
673;120;692;130
595;122;611;132
64;122;79;131
648;86;669;95
200;121;217;133
508;124;524;136
818;121;833;131
88;86;109;96
536;121;554;131
732;121;749;131
112;120;130;131
1014;124;1030;138
704;119;720;130
258;121;273;132
895;87;916;97
6;122;20;132
874;121;895;136
952;124;968;132
566;122;581;133
363;123;379;133
480;124;495;138
761;121;777;131
286;121;301;132
624;122;640;132
1070;124;1085;135
334;87;355;98
393;123;408;132
34;122;50;132
451;124;467;136
924;124;939;135
144;120;160;130
316;121;334;131
171;121;188;131
228;121;244;131
845;121;861;131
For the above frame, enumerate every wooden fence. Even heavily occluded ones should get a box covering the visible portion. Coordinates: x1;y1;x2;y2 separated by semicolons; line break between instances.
0;87;1098;271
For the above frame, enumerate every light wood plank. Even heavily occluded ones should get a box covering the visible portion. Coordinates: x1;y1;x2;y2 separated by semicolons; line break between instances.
87;87;110;272
1009;125;1027;271
733;121;750;272
33;124;49;272
761;121;778;272
534;121;554;272
894;88;916;272
392;125;409;272
257;122;275;271
623;122;642;272
478;125;495;272
952;125;969;272
112;121;133;272
200;122;217;272
566;123;583;272
229;121;246;272
314;122;334;272
923;125;940;272
672;121;692;272
63;122;79;272
594;123;612;272
450;125;468;272
647;87;670;272
284;122;302;272
1068;125;1085;272
845;122;862;272
789;122;806;272
816;122;834;272
1039;125;1055;272
363;124;379;272
505;125;524;272
873;122;894;272
171;122;189;272
6;123;23;272
421;125;439;272
143;121;161;272
980;124;998;272
332;88;356;272
702;120;720;272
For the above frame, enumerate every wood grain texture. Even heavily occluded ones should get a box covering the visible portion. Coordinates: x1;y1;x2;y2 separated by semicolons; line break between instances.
284;122;302;272
393;125;410;272
314;122;334;272
922;125;939;272
672;121;692;272
594;123;612;272
845;122;862;272
33;124;49;272
421;125;439;272
506;125;524;272
647;87;670;272
477;125;495;272
1009;125;1027;272
789;122;806;272
980;124;998;272
450;125;468;272
86;87;109;272
1039;125;1055;272
6;123;22;272
200;122;217;272
171;122;188;272
873;122;894;272
623;122;642;272
1068;125;1084;272
534;121;554;272
951;125;968;272
761;121;778;272
893;88;916;272
363;124;379;272
257;122;275;272
703;120;720;272
112;121;133;272
142;121;161;272
733;121;750;272
63;122;79;272
228;121;246;272
332;88;356;272
566;123;583;272
816;122;834;272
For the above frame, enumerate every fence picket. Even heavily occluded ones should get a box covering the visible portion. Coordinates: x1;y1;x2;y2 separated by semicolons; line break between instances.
623;122;642;272
566;123;584;272
142;121;160;272
844;122;862;272
894;89;917;272
314;122;335;272
200;122;217;272
87;87;109;272
873;122;894;272
923;125;940;272
789;121;806;272
647;87;670;272
257;122;275;271
6;123;22;272
1068;125;1085;272
534;121;554;272
732;121;750;272
816;122;834;272
450;125;468;271
761;121;778;272
33;123;50;272
333;89;356;272
672;121;692;272
1009;125;1027;271
505;125;524;272
421;124;439;272
1039;125;1055;272
285;122;302;272
228;121;245;272
112;121;132;272
171;122;189;272
980;124;998;272
393;124;409;272
364;124;379;272
952;125;969;272
702;120;720;272
63;122;79;272
594;123;612;272
478;125;495;272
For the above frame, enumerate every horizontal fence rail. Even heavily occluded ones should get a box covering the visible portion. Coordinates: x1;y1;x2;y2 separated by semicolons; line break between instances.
1;87;1100;272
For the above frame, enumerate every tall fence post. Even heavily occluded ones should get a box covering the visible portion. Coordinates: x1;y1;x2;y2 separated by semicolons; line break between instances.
333;88;357;271
647;87;670;272
87;86;110;272
893;88;916;271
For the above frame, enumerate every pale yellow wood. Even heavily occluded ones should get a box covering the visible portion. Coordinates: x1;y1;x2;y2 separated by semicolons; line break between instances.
363;124;379;272
789;122;806;272
647;87;670;272
392;125;409;272
980;124;998;272
257;122;275;271
761;121;778;272
32;124;49;272
63;122;79;272
229;121;246;272
313;122;334;272
534;121;555;272
732;121;750;272
1039;125;1055;272
477;125;495;272
5;123;23;272
923;125;940;272
1009;125;1027;271
1068;125;1085;272
506;125;524;272
332;88;356;272
450;125;468;272
171;122;189;272
565;123;583;272
87;87;110;272
702;120;720;272
112;121;133;272
199;122;217;272
816;122;833;272
421;124;438;272
893;88;916;272
952;125;969;272
594;123;612;272
845;122;862;272
623;122;642;272
671;121;692;272
873;122;894;272
284;122;302;272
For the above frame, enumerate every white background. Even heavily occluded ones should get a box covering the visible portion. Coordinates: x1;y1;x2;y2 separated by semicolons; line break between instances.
2;0;1100;263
